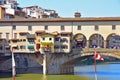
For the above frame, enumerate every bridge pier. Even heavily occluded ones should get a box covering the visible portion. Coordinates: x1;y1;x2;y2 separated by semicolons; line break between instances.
60;64;74;74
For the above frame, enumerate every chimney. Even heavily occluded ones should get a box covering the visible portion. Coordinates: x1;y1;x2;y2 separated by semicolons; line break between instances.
74;12;81;18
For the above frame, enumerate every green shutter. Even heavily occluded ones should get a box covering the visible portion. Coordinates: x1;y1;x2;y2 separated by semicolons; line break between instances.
28;45;34;49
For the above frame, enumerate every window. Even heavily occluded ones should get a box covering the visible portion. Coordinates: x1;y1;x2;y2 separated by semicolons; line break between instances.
49;38;52;40
77;25;81;30
45;25;48;30
95;25;99;31
61;25;65;31
55;38;59;41
20;45;26;49
12;25;16;30
23;39;26;42
28;25;32;31
61;34;68;36
30;11;34;15
6;33;9;40
0;33;2;38
28;39;34;44
14;33;17;39
0;46;2;50
54;45;59;49
19;39;22;42
61;45;68;49
38;16;40;18
4;1;6;4
112;25;116;30
42;38;45;40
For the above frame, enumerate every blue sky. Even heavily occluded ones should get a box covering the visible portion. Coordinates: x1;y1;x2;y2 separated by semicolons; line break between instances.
17;0;120;17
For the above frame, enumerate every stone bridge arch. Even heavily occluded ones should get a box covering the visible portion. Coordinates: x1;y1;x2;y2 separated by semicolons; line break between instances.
73;33;87;48
62;48;120;66
106;33;120;49
89;33;104;48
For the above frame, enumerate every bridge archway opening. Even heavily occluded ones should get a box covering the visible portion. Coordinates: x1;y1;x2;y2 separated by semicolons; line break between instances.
62;54;120;66
89;34;104;48
73;33;87;48
106;33;120;49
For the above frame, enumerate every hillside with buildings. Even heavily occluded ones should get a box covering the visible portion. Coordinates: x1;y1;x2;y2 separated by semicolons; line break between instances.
0;0;59;19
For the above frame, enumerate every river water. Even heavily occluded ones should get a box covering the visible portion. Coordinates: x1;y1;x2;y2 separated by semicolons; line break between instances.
1;64;120;80
74;64;120;80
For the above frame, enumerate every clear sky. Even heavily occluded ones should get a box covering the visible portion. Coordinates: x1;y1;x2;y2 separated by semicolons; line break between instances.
17;0;120;17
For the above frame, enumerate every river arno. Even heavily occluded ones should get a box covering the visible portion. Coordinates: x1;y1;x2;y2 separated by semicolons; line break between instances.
1;64;120;80
74;64;120;80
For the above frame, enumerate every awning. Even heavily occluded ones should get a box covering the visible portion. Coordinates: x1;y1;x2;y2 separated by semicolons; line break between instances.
41;42;53;46
28;45;34;49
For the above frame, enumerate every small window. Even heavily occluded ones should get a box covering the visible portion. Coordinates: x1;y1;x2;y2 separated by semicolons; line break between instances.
38;16;40;18
20;45;26;49
14;33;17;39
61;25;65;31
6;33;9;40
55;38;59;41
95;25;99;31
112;25;116;30
23;39;26;42
49;38;52;40
19;39;22;42
54;45;59;49
45;25;48;30
43;38;45;40
77;25;81;30
61;45;68;49
28;25;32;31
61;34;68;36
13;25;16;30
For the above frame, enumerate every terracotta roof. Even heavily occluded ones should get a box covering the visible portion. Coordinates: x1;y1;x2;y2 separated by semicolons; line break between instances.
1;17;120;23
35;30;45;33
52;31;59;35
60;32;72;35
19;32;29;34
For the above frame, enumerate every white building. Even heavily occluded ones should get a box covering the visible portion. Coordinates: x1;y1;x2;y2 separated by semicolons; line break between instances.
22;6;58;18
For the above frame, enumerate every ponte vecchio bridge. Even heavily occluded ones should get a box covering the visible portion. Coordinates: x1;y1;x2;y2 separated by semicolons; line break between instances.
0;17;120;74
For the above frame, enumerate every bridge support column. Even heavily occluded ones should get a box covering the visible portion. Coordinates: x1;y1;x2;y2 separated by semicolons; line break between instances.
60;64;74;74
104;40;107;48
86;40;89;48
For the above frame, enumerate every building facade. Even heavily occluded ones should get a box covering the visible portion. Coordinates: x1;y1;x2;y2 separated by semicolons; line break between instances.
0;17;120;54
22;6;59;18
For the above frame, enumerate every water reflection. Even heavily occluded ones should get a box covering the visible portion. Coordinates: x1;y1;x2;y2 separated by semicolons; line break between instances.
41;75;47;80
74;64;120;80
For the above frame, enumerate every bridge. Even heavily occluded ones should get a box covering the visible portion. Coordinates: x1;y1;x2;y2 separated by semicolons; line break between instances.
1;48;120;74
35;48;120;74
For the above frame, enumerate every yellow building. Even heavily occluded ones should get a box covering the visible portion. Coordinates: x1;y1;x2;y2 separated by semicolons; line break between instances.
40;33;55;53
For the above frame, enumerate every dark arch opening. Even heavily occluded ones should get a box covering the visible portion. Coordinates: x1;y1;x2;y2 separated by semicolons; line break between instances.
89;34;104;48
73;33;87;48
106;33;120;49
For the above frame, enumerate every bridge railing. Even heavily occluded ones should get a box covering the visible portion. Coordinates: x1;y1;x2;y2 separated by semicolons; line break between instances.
82;48;120;53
